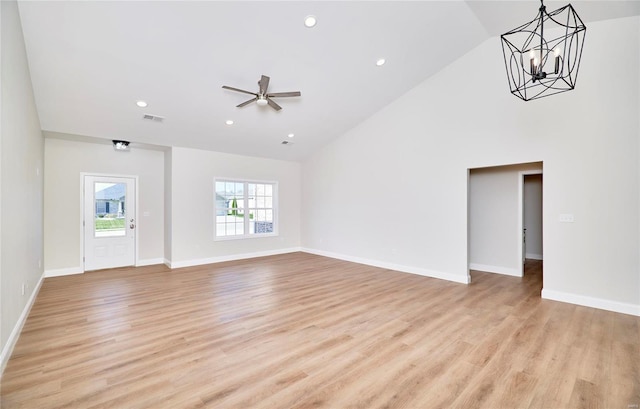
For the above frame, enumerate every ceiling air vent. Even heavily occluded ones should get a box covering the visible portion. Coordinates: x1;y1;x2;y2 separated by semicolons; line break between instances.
142;114;165;122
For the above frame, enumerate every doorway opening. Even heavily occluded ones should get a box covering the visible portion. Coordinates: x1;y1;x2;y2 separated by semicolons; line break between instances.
467;162;543;286
519;171;543;277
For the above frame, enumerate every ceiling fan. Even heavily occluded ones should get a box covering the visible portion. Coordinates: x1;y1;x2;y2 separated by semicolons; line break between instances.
222;75;301;111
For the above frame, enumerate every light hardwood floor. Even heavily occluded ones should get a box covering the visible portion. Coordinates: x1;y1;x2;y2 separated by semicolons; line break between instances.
1;253;639;408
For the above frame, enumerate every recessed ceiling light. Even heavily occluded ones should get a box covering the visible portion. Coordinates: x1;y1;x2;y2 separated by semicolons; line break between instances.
376;58;386;67
225;120;234;125
288;133;295;138
136;100;148;108
304;15;317;28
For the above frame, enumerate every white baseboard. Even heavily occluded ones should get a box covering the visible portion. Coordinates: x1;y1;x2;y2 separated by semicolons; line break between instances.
47;259;165;275
136;258;164;267
525;253;543;260
1;272;45;377
301;247;470;284
44;266;82;278
542;289;640;317
168;247;302;269
469;263;521;277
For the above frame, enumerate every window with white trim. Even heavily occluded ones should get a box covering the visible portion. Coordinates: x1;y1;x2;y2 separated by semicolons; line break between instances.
214;179;277;239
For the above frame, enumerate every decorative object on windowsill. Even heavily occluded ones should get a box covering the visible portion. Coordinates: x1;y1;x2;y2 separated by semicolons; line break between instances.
112;140;130;151
501;0;586;101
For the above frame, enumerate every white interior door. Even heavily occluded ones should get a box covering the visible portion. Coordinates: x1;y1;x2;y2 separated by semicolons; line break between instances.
84;175;136;271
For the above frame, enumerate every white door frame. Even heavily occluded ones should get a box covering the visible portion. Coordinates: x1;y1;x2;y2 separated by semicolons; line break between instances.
518;170;543;276
80;172;139;272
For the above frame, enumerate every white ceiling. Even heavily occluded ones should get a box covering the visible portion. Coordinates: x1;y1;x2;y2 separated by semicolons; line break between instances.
17;1;640;161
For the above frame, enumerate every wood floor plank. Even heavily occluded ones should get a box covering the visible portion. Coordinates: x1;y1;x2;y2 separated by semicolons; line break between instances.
1;254;638;408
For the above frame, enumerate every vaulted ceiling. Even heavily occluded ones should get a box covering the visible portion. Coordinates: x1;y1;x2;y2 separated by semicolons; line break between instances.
17;1;640;161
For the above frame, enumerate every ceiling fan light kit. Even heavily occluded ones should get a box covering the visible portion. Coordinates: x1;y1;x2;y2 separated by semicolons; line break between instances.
222;75;301;111
500;0;586;101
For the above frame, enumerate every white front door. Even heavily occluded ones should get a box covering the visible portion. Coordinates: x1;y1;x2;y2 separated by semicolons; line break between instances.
84;175;136;271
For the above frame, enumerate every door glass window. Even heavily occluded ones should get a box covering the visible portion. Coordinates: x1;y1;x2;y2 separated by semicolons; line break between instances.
94;182;126;237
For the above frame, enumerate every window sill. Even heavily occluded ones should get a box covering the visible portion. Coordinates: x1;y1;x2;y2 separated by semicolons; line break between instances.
214;232;279;242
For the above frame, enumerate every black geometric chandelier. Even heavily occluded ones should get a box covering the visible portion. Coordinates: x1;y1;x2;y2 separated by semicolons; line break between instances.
501;0;586;101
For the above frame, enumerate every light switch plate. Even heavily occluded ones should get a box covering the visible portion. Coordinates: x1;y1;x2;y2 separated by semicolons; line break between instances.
559;213;575;223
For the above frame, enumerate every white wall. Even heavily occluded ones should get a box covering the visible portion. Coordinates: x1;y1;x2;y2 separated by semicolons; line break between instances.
302;17;640;314
168;147;301;267
1;0;44;371
469;163;542;276
44;137;165;274
164;148;172;264
524;174;543;260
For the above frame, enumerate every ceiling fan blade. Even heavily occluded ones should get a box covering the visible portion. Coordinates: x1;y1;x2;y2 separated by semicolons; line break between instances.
267;98;282;111
222;85;257;96
237;97;258;108
259;75;270;95
266;91;301;98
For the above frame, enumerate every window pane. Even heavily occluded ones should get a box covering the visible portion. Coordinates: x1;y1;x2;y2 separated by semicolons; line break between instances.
94;182;126;237
215;180;276;238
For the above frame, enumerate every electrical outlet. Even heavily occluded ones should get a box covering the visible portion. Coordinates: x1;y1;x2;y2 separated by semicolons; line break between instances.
21;283;26;296
38;259;42;269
